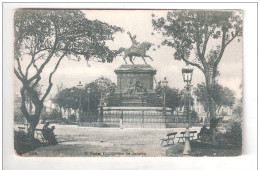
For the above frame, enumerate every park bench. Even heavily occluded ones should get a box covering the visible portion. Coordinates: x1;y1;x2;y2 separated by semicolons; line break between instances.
160;132;177;146
177;131;197;143
189;131;197;140
35;128;58;146
18;127;25;132
35;128;48;146
17;127;49;146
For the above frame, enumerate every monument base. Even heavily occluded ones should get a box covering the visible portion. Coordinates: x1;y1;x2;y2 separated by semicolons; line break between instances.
96;64;178;128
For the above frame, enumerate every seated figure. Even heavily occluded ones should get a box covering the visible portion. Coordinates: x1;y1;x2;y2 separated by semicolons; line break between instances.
199;125;210;142
42;122;57;145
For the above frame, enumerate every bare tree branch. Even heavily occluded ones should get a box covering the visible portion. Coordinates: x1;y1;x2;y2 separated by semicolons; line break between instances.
213;29;227;69
32;59;39;72
25;54;35;78
20;87;32;122
225;31;239;47
15;57;25;78
28;30;59;83
34;47;52;56
41;52;67;101
181;55;204;72
201;23;209;56
194;26;208;68
32;75;41;89
201;25;213;57
14;68;24;82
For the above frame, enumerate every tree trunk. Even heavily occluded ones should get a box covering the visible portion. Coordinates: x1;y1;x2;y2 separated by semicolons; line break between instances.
20;86;43;139
27;105;43;138
205;74;217;143
29;103;43;137
27;119;37;139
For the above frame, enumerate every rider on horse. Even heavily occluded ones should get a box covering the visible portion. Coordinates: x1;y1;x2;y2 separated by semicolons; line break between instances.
127;31;140;52
117;32;153;65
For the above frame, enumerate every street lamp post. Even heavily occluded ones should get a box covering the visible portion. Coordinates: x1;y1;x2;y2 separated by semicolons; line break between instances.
161;77;168;125
181;65;194;155
77;81;83;124
87;87;91;122
98;78;105;123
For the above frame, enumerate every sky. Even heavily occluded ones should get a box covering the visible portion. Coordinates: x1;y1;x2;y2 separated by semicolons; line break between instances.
14;10;243;102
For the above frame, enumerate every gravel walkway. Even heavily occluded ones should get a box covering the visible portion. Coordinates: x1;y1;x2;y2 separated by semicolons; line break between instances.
15;124;200;157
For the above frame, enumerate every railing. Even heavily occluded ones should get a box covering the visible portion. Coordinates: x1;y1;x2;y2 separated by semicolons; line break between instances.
79;113;98;123
80;112;189;124
79;111;208;126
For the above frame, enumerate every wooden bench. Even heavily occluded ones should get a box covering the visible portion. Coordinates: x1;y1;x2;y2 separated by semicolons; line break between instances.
36;128;58;146
18;127;25;132
177;131;197;143
160;132;177;146
17;127;56;147
35;128;48;146
189;131;197;140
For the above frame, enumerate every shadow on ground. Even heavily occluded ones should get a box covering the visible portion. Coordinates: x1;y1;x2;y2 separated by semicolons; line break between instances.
166;141;242;157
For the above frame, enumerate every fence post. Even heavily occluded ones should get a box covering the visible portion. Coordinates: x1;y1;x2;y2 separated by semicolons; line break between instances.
142;110;144;128
176;111;179;124
120;110;123;129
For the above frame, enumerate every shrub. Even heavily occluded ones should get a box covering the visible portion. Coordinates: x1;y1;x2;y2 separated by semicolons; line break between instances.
216;115;242;145
14;130;41;155
61;118;69;124
68;114;76;121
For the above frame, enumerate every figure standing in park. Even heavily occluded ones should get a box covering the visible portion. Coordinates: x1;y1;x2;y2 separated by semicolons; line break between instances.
120;114;123;129
155;81;163;97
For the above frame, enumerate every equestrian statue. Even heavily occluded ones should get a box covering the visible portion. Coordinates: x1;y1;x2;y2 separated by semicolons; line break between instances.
117;31;154;65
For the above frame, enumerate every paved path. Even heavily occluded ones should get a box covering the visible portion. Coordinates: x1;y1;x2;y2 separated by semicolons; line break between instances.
16;124;200;157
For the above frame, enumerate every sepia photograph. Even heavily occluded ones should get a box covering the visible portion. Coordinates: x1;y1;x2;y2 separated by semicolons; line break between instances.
2;1;259;169
12;9;244;158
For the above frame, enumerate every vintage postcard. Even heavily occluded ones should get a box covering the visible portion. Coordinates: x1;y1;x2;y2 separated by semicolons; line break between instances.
13;9;243;158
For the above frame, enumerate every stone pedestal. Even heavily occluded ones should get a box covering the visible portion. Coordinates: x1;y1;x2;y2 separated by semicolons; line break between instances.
102;64;172;128
115;64;156;93
107;65;163;107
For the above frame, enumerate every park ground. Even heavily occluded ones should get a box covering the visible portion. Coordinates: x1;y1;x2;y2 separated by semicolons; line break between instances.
14;124;241;157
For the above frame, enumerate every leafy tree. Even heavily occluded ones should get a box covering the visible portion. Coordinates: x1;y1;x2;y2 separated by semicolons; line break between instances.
193;83;236;116
232;104;242;116
40;108;62;122
52;87;80;111
233;83;242;116
190;110;199;123
52;77;116;122
165;87;194;111
152;10;242;142
164;87;182;111
50;109;62;121
14;9;122;138
68;114;76;122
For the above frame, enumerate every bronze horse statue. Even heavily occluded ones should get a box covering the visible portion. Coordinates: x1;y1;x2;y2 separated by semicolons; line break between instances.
117;42;153;65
